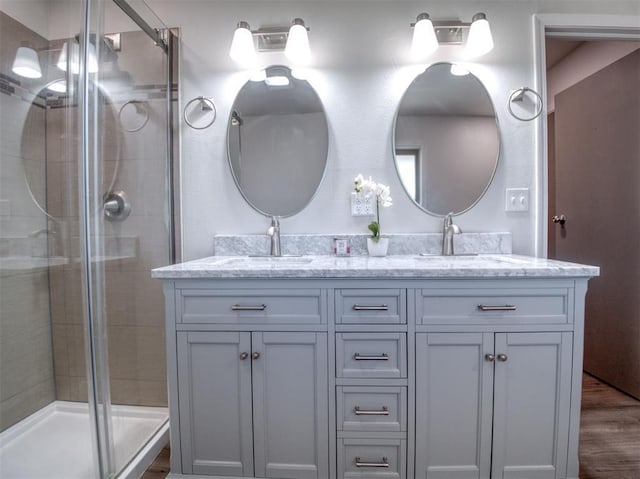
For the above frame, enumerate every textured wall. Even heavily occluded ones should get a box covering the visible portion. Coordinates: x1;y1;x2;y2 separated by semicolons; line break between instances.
145;0;639;261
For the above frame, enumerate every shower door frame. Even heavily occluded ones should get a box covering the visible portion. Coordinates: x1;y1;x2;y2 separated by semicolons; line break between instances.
78;0;179;477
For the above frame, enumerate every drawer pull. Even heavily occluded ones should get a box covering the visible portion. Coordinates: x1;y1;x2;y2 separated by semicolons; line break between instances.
231;304;267;311
355;456;389;468
477;304;517;312
353;353;389;361
354;406;389;416
352;304;389;311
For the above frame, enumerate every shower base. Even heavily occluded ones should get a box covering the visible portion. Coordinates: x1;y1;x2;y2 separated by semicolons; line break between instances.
0;400;168;479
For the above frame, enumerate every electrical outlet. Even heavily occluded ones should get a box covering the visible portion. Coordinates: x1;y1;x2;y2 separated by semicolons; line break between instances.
505;188;529;212
351;192;375;216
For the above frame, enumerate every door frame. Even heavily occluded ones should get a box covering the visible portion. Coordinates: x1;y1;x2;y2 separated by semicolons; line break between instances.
532;13;640;258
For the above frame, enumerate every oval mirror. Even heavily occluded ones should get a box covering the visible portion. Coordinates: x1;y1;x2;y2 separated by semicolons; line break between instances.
227;65;329;217
21;84;120;218
393;62;500;216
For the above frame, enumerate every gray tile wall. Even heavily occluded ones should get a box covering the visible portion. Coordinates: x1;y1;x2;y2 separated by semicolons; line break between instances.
0;11;55;431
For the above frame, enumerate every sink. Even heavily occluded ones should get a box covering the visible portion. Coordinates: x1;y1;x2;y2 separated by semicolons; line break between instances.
222;256;314;266
415;254;519;264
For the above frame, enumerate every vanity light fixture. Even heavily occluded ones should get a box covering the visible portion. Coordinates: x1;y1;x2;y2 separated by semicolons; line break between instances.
464;13;494;58
450;64;470;76
284;18;311;65
46;79;67;93
57;41;99;74
230;18;312;66
264;65;291;87
230;21;257;66
12;47;42;79
410;13;438;60
409;12;494;60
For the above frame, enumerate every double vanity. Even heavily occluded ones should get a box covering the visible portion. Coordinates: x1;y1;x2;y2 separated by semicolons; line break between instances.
153;252;598;479
155;51;597;479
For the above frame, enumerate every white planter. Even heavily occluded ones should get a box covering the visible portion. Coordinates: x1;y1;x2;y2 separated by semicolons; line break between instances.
367;237;389;257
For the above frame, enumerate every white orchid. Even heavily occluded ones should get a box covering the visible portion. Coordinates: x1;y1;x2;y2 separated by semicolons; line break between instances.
354;175;393;242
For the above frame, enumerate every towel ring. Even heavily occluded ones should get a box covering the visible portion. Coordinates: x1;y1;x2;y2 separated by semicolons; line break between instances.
184;96;216;130
118;100;149;132
508;87;543;121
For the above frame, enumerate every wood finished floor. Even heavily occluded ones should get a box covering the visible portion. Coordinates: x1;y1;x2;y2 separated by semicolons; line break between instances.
141;373;640;479
579;373;640;479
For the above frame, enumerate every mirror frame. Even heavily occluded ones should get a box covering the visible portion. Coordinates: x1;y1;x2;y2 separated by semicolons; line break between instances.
392;62;501;217
226;65;329;218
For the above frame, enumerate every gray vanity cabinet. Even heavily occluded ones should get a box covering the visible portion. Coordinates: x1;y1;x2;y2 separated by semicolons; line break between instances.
176;330;328;478
416;331;573;479
156;272;593;479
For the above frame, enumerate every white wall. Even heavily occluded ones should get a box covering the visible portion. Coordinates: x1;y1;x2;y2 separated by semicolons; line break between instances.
40;0;639;261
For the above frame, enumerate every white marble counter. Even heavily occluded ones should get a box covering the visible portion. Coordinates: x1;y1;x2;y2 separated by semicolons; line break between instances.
152;254;599;279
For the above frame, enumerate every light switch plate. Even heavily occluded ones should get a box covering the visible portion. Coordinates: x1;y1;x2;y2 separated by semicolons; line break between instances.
505;188;529;212
351;192;375;216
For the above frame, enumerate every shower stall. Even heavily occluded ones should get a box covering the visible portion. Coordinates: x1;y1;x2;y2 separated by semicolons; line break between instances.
0;0;179;477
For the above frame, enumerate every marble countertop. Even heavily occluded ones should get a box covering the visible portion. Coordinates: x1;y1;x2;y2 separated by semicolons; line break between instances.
152;254;599;280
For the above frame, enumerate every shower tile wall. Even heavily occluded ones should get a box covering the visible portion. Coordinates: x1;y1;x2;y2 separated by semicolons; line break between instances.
0;12;55;431
1;10;171;429
48;30;171;407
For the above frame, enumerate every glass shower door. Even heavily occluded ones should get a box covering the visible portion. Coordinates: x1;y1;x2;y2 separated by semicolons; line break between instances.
81;0;177;476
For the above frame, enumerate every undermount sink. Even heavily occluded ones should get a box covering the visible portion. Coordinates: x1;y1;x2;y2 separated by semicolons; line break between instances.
415;254;521;264
222;256;314;266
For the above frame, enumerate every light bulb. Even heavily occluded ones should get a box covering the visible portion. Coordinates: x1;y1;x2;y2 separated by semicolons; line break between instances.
450;64;470;76
465;13;494;58
57;42;98;74
12;47;42;79
47;80;67;93
229;21;256;65
285;19;311;65
411;13;438;61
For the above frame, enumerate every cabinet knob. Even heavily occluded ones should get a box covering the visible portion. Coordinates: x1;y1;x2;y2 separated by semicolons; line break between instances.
239;352;249;360
484;353;495;362
251;352;260;360
497;353;508;362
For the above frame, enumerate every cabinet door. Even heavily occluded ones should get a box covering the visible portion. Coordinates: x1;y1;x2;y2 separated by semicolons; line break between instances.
177;331;254;476
252;332;329;479
416;333;494;479
491;332;572;479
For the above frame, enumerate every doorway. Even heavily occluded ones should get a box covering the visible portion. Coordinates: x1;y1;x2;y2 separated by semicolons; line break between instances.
545;38;639;399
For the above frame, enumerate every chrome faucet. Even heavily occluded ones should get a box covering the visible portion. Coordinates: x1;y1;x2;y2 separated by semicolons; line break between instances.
266;216;281;256
442;212;462;256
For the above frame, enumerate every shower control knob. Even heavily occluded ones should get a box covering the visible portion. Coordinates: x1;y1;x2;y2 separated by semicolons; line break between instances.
103;190;131;221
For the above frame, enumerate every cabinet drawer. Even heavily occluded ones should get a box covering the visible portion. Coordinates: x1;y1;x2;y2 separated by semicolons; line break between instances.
338;438;406;479
336;333;407;379
336;289;406;324
337;386;406;432
417;288;571;325
177;289;324;324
